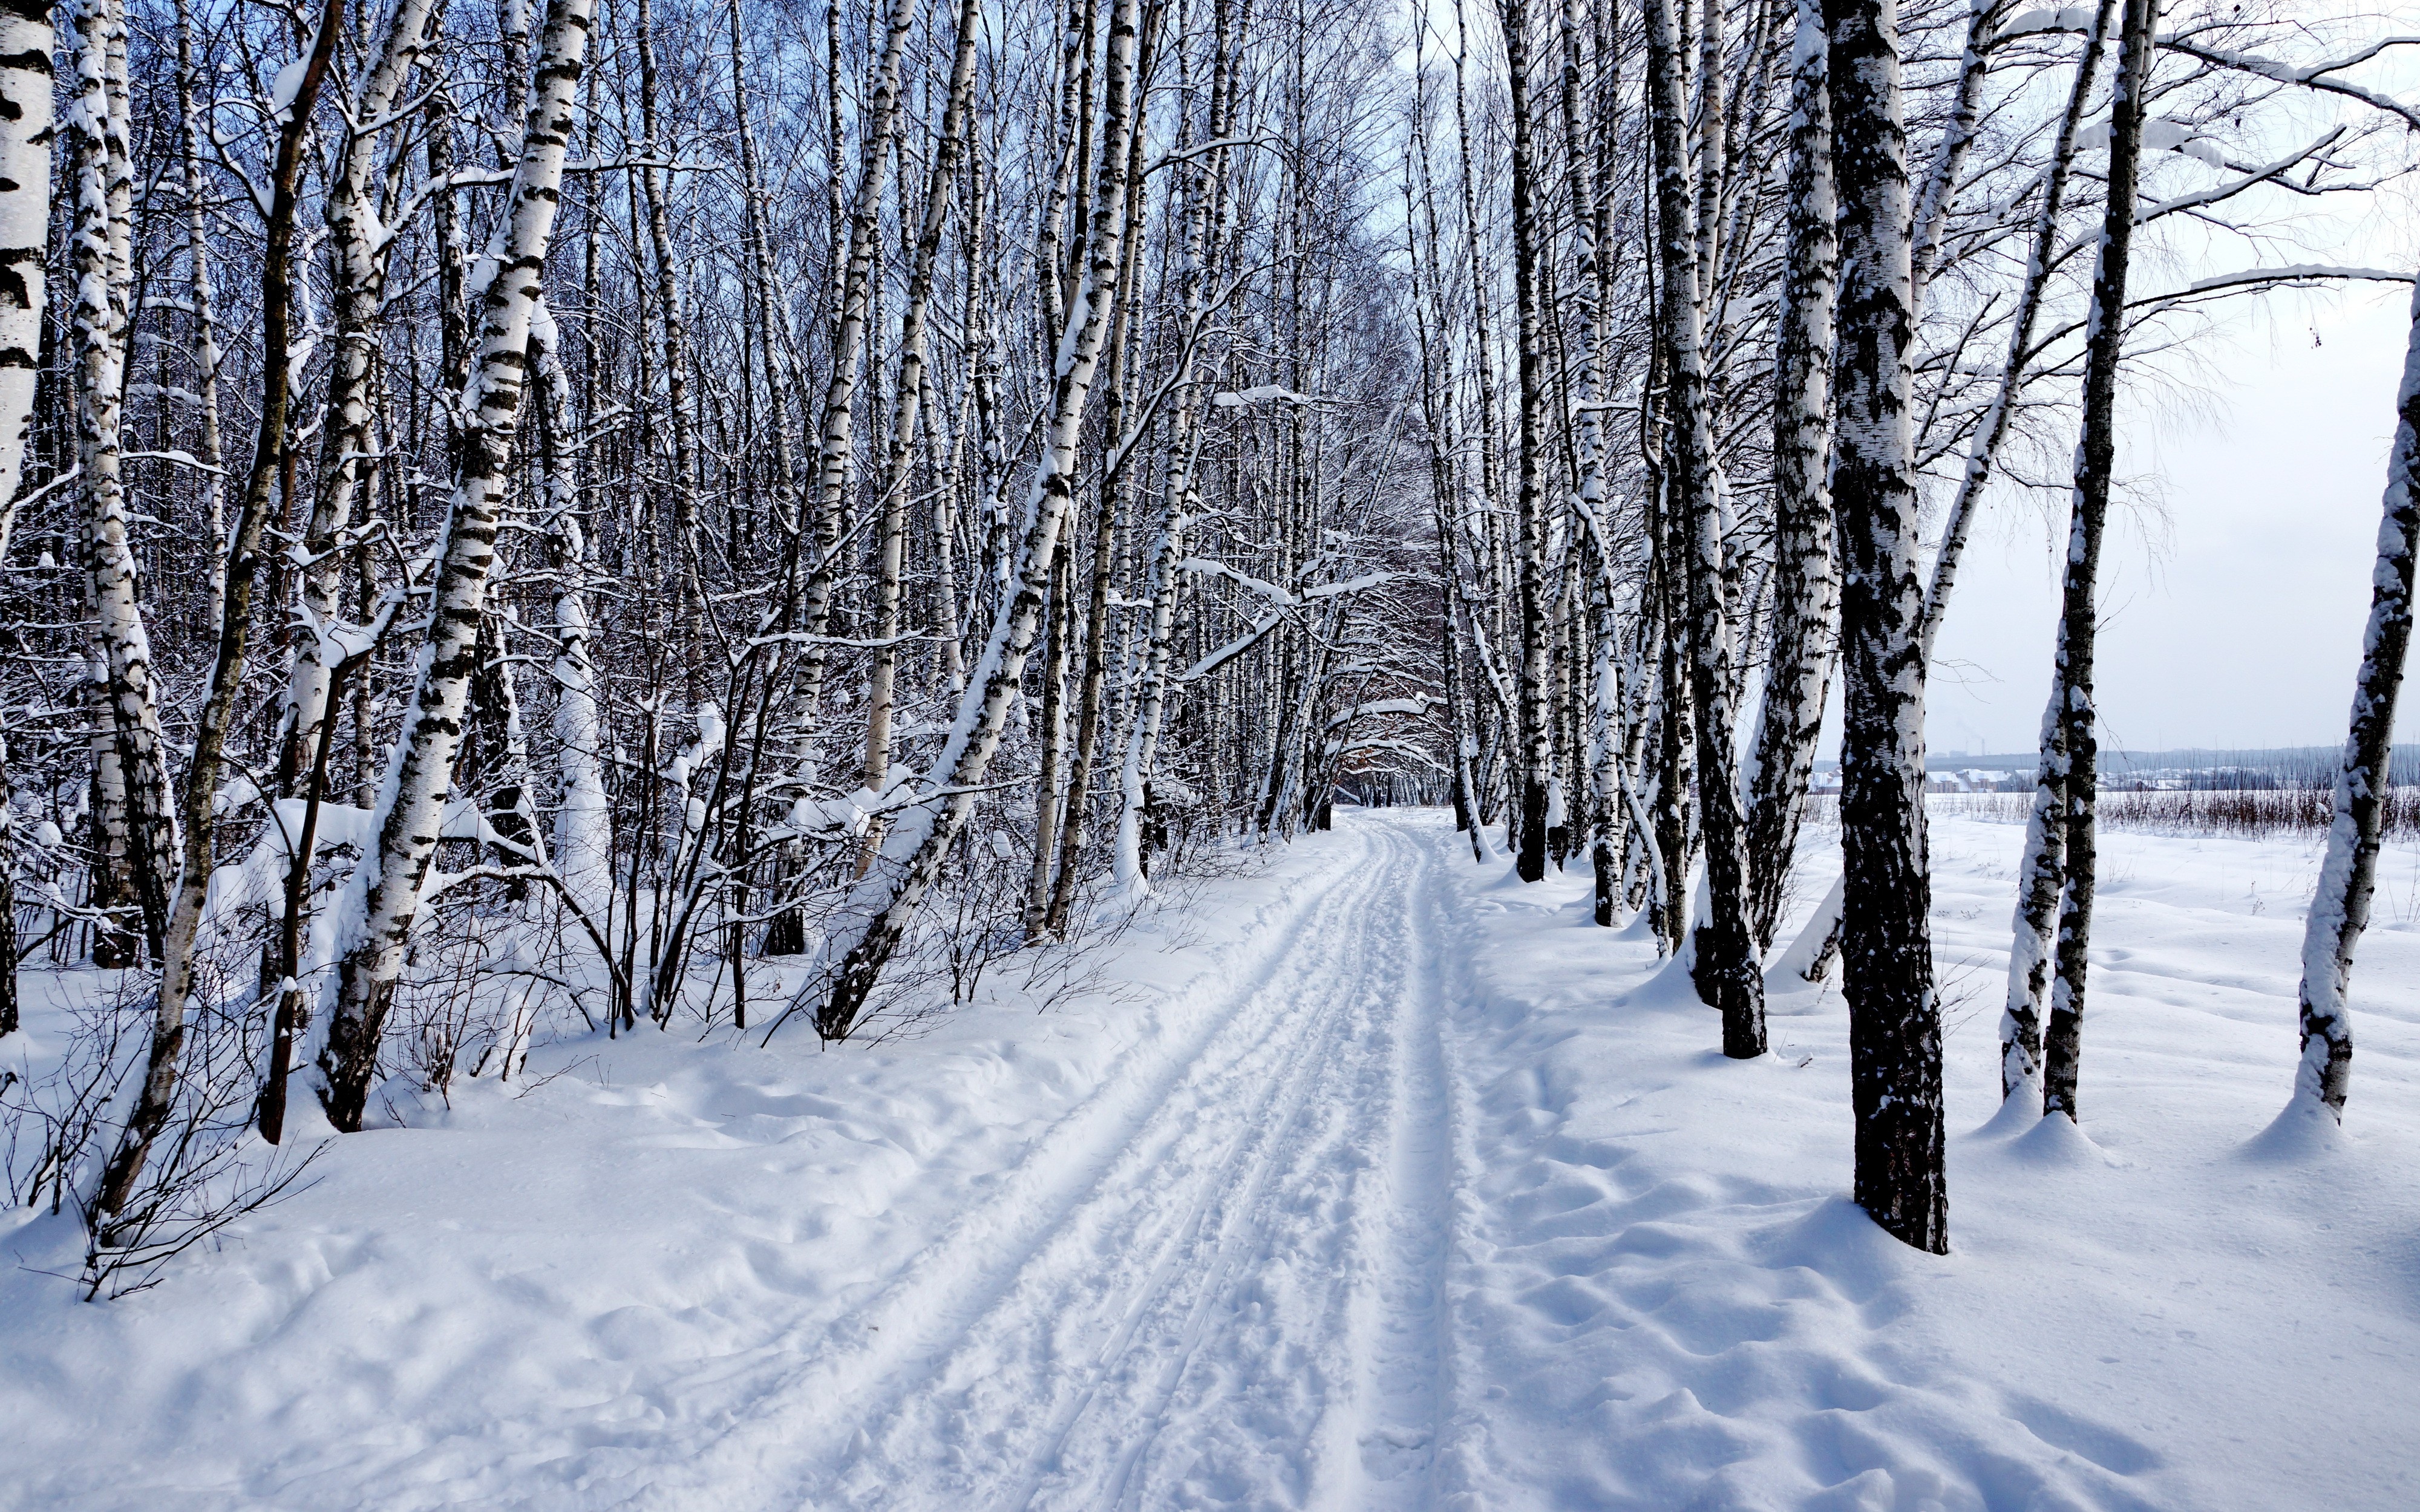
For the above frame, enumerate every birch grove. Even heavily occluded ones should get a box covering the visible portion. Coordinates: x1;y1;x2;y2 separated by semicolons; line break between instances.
0;0;2409;1270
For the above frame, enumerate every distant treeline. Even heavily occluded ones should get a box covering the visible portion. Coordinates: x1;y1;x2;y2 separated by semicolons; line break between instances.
1817;749;2420;790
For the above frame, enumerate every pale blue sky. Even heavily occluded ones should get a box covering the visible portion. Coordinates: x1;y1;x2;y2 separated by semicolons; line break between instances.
1923;278;2415;756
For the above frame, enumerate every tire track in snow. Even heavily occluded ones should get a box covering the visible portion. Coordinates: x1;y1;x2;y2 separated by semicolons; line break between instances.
628;820;1400;1507
794;815;1457;1511
1016;817;1453;1512
1336;818;1457;1511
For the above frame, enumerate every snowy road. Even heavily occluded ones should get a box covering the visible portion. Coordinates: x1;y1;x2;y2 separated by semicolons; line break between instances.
8;809;2420;1510
658;815;1466;1510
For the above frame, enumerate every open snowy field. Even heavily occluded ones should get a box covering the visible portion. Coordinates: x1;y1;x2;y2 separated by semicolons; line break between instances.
2;806;2415;1511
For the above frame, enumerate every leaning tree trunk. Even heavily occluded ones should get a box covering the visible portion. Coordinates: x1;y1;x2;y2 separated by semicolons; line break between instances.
1826;0;1944;1253
280;0;438;794
1907;0;2000;316
1974;0;2113;1102
805;0;1146;1042
2041;0;2157;1124
1742;0;1839;950
2294;278;2420;1123
94;0;346;1226
1646;0;1765;1056
315;0;597;1134
1920;0;2111;666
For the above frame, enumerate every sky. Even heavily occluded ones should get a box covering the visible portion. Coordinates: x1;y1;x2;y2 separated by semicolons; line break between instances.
1923;278;2417;755
1915;1;2420;757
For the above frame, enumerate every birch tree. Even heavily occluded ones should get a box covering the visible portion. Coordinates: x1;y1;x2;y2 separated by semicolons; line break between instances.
2031;0;2158;1125
2294;279;2420;1124
802;0;1150;1042
1826;0;1945;1253
316;0;600;1133
1742;0;1838;950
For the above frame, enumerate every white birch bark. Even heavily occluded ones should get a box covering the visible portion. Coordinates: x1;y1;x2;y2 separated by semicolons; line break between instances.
68;0;176;956
796;0;924;704
530;296;611;911
1908;0;2000;316
633;0;701;617
283;0;439;792
0;0;50;570
1827;0;1946;1251
315;0;598;1133
802;0;1146;1040
1742;0;1839;950
1647;0;1765;1052
2293;276;2420;1123
1987;0;2116;1101
169;0;227;641
1497;0;1554;885
2039;0;2160;1124
862;0;984;824
1116;0;1237;893
1921;0;2111;654
97;0;347;1223
0;0;48;1042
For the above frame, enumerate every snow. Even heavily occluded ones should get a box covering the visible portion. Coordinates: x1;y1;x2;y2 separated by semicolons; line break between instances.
269;56;312;124
4;809;2418;1508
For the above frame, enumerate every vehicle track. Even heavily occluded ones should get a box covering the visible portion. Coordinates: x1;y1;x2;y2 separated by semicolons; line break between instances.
635;816;1463;1511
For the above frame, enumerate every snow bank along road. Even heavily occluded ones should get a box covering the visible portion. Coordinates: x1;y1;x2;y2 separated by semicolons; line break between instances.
3;808;2417;1509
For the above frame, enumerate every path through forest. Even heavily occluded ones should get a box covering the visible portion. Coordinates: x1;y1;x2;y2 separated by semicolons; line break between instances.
656;815;1465;1510
5;809;2418;1510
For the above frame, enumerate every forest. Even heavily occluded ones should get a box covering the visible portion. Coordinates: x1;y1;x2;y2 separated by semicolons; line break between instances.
0;0;2416;1505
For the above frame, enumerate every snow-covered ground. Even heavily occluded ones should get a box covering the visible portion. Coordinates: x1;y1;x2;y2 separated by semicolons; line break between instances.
2;807;2415;1510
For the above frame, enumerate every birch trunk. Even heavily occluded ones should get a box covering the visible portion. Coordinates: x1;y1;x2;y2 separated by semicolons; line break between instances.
1647;0;1765;1054
169;0;226;639
1559;0;1623;918
0;0;47;572
283;0;439;793
1027;548;1071;936
633;0;701;620
1989;0;2115;1101
0;0;46;1037
1743;0;1838;950
1046;16;1156;936
1498;0;1554;885
1908;0;1999;315
862;0;984;859
806;0;1146;1041
70;0;175;958
1406;66;1490;869
1113;0;1232;888
1450;0;1504;565
316;0;597;1133
1826;0;1945;1252
2294;278;2420;1123
797;0;924;706
531;296;612;911
727;0;797;533
2041;0;2157;1124
94;0;346;1225
1920;0;2111;671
